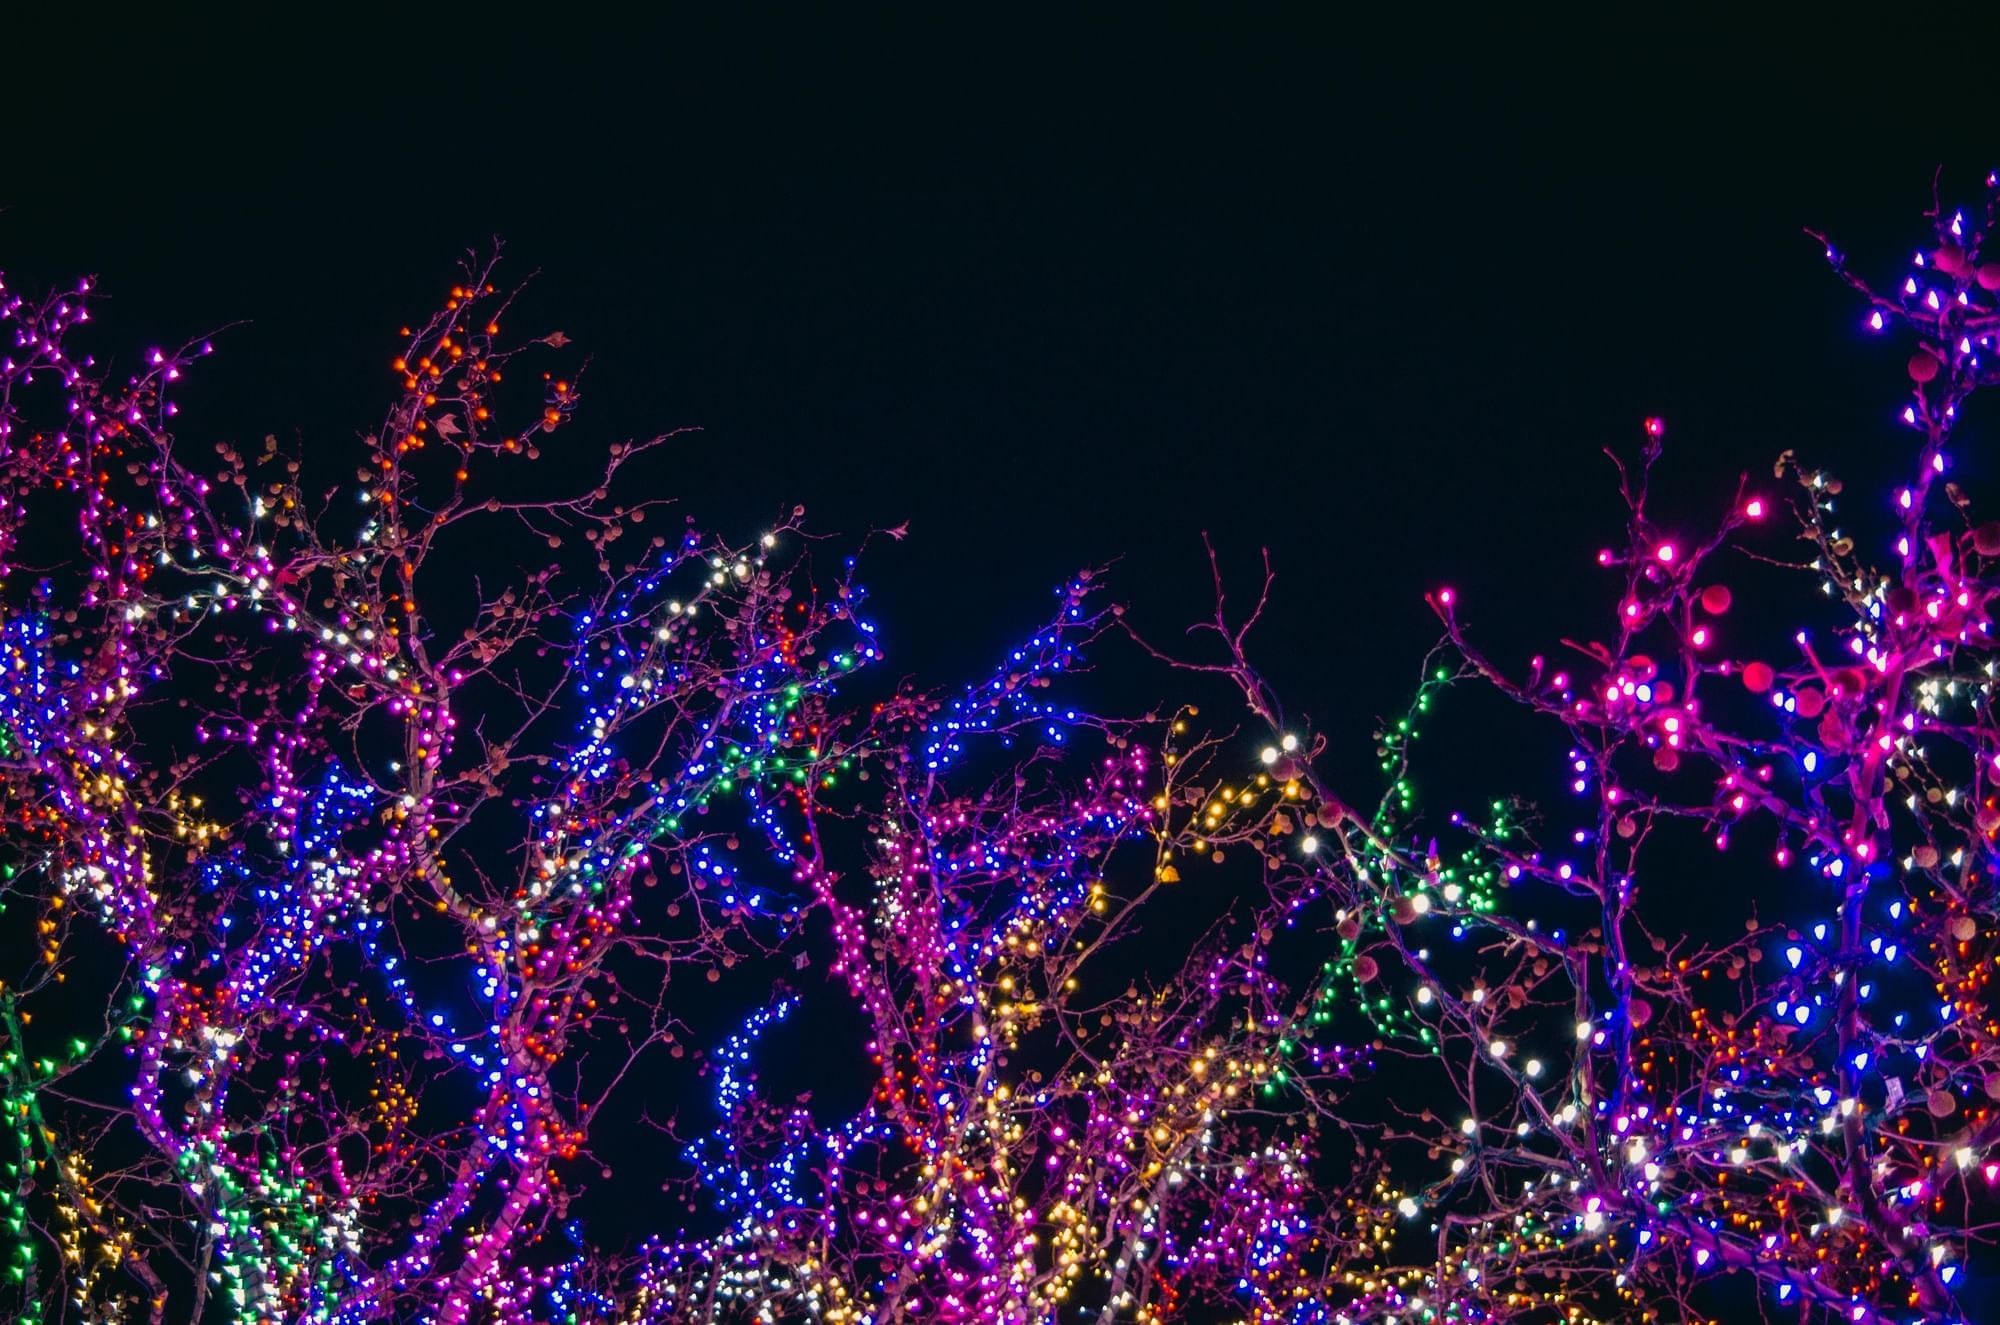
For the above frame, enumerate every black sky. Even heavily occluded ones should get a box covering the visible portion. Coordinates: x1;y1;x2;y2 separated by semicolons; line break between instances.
6;14;1993;759
14;16;2000;1305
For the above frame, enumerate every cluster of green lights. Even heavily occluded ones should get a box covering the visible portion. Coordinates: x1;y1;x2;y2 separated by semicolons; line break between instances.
1374;668;1450;805
177;1137;341;1324
649;684;864;837
1271;665;1526;1073
0;996;120;1321
0;1072;41;1312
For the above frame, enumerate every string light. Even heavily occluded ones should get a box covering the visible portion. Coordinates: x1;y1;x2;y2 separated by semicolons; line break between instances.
0;171;1997;1324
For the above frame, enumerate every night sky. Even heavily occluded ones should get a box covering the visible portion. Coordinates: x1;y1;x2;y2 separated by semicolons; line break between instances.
3;17;1990;799
11;14;2000;1314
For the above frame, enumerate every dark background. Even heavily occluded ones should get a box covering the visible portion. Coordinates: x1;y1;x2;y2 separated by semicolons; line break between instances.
7;15;1990;765
6;9;2000;1313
